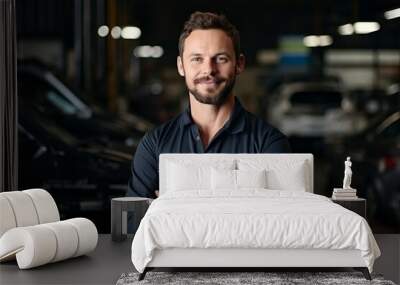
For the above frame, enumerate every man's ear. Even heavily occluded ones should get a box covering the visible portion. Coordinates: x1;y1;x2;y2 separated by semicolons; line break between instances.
236;54;245;75
177;56;185;77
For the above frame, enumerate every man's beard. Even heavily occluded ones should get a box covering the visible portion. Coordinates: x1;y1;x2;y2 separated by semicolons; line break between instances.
188;75;236;106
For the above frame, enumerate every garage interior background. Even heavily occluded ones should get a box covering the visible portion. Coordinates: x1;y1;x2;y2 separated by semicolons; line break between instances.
15;0;399;233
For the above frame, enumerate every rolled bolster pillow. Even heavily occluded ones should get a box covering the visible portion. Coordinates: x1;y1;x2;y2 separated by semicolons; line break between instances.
42;221;79;263
0;189;59;239
0;226;57;269
0;196;17;237
0;218;98;269
1;191;39;227
23;189;60;224
64;218;98;257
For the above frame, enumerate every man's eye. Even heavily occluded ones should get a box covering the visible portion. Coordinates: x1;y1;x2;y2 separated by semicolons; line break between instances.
191;57;202;62
216;57;228;63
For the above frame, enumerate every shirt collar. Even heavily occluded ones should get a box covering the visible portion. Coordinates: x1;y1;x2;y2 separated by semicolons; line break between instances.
180;97;246;134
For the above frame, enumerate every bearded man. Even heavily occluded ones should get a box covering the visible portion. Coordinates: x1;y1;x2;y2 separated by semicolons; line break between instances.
127;12;290;199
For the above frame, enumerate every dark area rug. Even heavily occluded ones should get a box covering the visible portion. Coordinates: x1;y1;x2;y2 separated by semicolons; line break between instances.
116;271;396;285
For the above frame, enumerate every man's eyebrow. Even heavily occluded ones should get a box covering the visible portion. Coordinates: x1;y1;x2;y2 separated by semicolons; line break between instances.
213;52;231;58
187;52;232;58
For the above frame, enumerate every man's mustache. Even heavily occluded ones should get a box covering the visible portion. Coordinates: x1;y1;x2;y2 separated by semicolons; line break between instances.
194;76;225;84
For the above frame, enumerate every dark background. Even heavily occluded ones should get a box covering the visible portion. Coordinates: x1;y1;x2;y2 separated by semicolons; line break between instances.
16;0;400;233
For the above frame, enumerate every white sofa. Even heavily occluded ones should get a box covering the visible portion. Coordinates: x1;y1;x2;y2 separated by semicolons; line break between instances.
131;154;380;281
0;189;98;269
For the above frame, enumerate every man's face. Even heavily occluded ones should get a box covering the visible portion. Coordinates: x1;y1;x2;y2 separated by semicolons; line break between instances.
177;29;244;106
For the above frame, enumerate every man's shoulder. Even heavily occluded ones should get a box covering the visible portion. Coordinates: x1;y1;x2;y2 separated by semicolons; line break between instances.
143;112;185;142
243;110;291;152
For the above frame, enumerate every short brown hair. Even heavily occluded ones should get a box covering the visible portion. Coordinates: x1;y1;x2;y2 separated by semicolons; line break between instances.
178;12;241;59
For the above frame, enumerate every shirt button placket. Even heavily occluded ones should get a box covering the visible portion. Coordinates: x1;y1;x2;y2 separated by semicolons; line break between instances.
196;134;204;153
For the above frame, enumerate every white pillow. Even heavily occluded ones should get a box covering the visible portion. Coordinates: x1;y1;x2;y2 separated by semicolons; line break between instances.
211;168;267;190
211;168;236;190
167;162;210;191
237;169;267;188
238;159;307;191
166;160;235;192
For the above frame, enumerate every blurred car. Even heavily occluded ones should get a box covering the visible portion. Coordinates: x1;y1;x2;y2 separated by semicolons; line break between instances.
17;62;151;232
326;110;400;230
18;107;132;232
18;63;153;153
268;82;367;137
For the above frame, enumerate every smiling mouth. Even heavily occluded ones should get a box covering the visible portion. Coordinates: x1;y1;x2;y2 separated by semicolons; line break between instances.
195;78;224;85
201;80;218;85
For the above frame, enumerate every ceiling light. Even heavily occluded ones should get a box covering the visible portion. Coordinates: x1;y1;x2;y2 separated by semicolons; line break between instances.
384;8;400;20
121;26;141;39
151;46;164;58
303;35;333;47
134;45;164;58
338;24;354;35
111;26;122;39
303;35;320;47
353;22;380;34
319;35;333;47
97;25;109;37
134;46;153;58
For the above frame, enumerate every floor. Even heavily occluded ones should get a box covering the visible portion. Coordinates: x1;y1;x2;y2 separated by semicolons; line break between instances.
374;234;400;284
0;234;399;285
0;235;134;285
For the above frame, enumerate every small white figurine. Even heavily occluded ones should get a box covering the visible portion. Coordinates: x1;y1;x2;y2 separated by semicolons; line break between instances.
342;157;353;189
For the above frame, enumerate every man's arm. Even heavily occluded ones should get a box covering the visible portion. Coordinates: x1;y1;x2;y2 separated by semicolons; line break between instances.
127;132;159;198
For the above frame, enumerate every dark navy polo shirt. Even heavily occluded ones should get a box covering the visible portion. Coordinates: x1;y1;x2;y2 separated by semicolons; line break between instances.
127;97;291;198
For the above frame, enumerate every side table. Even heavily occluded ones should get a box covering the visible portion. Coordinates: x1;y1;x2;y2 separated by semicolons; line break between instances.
111;197;151;242
331;198;366;219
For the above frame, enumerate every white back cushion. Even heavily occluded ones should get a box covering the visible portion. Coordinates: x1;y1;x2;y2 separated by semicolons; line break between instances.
159;154;313;194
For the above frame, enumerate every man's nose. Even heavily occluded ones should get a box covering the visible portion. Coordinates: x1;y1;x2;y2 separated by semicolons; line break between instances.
201;58;217;76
